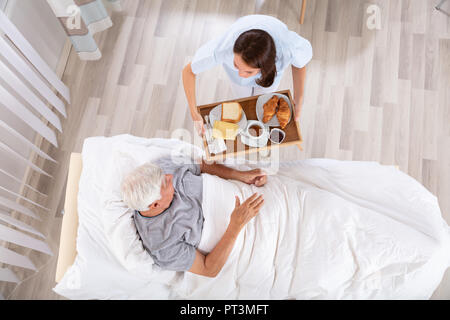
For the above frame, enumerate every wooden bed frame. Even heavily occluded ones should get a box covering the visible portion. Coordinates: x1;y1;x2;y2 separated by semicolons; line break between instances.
55;153;82;283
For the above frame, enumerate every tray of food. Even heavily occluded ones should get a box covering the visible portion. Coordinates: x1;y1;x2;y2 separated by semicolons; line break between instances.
197;89;302;160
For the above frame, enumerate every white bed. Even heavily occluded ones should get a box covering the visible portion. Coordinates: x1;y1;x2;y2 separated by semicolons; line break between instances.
53;134;450;299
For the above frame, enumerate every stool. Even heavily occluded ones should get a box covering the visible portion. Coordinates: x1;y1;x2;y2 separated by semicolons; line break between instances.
300;0;307;24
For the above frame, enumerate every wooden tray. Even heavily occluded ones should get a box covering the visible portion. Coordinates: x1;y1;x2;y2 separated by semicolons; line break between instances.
197;89;303;160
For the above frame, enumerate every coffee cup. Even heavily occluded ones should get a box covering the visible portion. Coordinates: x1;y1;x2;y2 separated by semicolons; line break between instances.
240;120;269;148
269;128;286;144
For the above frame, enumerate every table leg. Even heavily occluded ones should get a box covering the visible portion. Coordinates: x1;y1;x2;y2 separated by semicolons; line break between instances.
300;0;307;24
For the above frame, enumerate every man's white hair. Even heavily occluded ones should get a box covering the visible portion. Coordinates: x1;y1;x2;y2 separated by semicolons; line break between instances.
120;162;166;211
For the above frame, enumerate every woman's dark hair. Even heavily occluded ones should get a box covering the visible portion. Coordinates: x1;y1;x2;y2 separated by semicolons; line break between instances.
233;29;277;88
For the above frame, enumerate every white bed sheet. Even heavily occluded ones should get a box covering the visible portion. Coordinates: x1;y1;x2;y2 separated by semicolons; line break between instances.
53;134;450;299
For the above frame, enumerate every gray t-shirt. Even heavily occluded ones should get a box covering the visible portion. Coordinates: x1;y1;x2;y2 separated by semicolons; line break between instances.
133;157;204;271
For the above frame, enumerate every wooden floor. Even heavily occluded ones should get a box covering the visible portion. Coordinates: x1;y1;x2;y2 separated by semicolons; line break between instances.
1;0;449;299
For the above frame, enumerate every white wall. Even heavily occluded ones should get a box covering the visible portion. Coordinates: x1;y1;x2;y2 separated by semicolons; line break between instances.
0;0;66;200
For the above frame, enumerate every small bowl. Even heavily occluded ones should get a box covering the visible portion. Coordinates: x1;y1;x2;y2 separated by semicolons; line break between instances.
269;128;286;144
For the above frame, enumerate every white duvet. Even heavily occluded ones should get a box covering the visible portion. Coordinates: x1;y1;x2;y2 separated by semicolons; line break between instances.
54;134;450;299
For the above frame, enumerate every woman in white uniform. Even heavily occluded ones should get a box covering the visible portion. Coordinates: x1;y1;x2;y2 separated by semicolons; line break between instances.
182;14;313;135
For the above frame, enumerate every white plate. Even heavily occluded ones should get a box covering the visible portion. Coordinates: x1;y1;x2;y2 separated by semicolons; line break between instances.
209;104;247;134
256;93;293;127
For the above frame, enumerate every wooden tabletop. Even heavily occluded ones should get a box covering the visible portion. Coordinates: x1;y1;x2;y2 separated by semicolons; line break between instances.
197;89;303;161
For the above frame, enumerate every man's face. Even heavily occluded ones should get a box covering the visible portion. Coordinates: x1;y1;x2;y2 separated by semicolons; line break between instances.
150;174;174;211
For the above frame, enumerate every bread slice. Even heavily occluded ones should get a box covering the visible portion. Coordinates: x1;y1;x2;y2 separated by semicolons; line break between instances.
221;102;243;123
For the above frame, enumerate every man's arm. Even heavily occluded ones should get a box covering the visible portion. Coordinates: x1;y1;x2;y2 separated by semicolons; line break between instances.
292;65;307;121
189;226;239;278
200;160;267;187
188;193;264;277
200;159;241;180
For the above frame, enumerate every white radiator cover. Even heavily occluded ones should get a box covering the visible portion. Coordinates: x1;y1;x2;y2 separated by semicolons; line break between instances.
0;1;69;294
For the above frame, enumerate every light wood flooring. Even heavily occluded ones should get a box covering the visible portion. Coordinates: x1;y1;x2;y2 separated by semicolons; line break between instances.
1;0;449;299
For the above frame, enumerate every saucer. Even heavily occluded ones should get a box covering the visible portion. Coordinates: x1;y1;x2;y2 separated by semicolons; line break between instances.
240;131;269;148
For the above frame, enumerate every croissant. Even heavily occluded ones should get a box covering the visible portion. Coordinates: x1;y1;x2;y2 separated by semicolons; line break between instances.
276;98;291;129
262;96;279;123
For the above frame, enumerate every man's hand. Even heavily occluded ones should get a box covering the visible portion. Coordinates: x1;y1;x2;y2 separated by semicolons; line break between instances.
229;193;264;231
238;169;267;187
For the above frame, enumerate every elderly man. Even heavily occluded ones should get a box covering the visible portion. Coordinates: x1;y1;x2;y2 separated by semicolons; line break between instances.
121;157;266;277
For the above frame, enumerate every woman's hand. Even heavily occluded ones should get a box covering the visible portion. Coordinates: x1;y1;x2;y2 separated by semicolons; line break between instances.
192;112;205;136
238;169;267;187
229;193;264;231
293;98;302;121
183;63;204;136
291;65;306;122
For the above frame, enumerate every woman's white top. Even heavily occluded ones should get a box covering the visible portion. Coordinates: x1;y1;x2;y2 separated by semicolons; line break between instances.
191;15;313;87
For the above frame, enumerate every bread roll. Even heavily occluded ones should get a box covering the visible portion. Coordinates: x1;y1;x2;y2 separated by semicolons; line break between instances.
276;98;291;129
262;96;279;123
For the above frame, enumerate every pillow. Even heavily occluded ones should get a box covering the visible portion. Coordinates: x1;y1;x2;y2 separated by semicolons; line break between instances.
54;136;163;299
101;139;206;275
100;149;155;277
54;134;203;299
53;236;173;300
